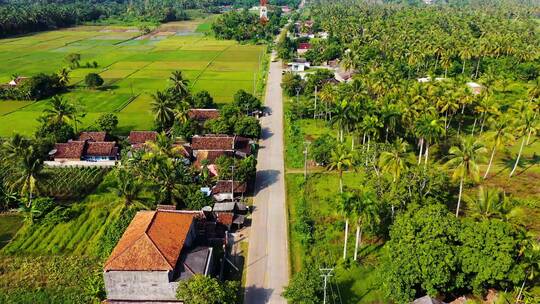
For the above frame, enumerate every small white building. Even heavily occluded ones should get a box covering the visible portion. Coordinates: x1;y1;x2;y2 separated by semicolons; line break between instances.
288;61;311;72
466;82;484;95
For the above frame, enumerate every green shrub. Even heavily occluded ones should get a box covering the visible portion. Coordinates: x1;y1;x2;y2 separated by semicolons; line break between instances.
85;73;104;88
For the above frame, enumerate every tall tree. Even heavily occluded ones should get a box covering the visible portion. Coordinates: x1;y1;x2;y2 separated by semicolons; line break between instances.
150;91;175;130
482;114;514;179
168;70;190;101
351;186;379;261
327;144;354;193
445;137;487;217
510;109;538;177
43;96;76;126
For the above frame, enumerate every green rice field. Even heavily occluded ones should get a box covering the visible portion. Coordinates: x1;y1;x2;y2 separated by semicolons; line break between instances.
0;18;266;136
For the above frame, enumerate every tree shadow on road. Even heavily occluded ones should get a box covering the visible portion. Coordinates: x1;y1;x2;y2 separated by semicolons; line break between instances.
243;286;274;304
261;127;274;140
254;169;280;195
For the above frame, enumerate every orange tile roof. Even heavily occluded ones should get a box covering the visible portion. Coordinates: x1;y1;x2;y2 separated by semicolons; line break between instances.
104;211;197;271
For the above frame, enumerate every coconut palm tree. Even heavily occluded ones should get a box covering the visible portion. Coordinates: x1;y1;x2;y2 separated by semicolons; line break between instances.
9;146;44;208
168;70;190;101
145;132;185;160
150;91;175;130
464;187;516;220
174;100;191;125
331;100;350;143
482;115;514;179
57;68;71;87
414;114;443;166
327;144;354;194
43;96;76;126
1;133;31;163
445;137;487;217
114;167;146;208
510;109;538;177
351;187;379;261
337;191;355;260
379;137;409;182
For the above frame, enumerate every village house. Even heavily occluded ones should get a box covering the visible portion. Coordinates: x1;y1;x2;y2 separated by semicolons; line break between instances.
335;70;355;83
281;5;292;14
288;58;311;72
47;132;118;166
466;82;484;95
193;150;234;175
77;131;108;142
7;76;30;87
128;130;158;150
103;210;214;303
212;180;247;202
212;200;248;231
297;42;312;55
191;135;252;159
187;109;220;123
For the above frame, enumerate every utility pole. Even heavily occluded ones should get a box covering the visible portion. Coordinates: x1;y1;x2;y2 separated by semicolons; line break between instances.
303;141;310;180
320;268;334;304
314;85;317;119
230;164;235;201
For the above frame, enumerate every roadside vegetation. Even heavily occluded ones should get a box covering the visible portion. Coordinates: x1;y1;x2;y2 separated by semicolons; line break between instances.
282;0;540;303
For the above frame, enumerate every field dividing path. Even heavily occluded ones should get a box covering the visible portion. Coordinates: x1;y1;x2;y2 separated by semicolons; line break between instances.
244;59;289;304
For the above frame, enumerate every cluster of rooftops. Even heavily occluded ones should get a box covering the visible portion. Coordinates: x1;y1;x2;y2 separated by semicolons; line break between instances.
47;108;253;168
100;108;256;302
104;207;249;302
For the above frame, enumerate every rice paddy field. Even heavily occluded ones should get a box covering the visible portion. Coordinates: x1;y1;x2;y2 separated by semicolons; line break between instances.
0;18;266;136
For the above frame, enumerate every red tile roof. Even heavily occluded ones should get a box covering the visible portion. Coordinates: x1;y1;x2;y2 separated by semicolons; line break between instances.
53;141;85;159
188;109;220;121
86;142;117;157
104;211;197;271
194;150;234;168
234;136;252;155
212;180;247;194
78;131;107;142
129;131;157;145
298;43;311;50
216;212;234;227
191;135;235;151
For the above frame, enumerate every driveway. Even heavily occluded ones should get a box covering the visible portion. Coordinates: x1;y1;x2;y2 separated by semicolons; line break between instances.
244;59;289;304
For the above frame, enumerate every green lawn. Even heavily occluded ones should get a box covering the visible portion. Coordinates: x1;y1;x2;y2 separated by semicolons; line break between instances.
0;18;267;137
286;173;389;304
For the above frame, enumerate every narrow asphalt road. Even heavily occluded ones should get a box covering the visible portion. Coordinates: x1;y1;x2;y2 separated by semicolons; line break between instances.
244;60;289;304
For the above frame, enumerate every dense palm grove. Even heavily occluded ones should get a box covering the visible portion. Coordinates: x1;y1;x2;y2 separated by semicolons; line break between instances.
283;0;540;303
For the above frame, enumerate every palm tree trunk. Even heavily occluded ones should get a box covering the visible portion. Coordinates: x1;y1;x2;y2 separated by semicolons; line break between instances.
339;170;343;193
365;136;370;166
385;126;389;142
510;136;526;177
526;113;535;145
484;145;497;179
456;177;464;217
343;218;349;260
462;60;466;74
480;113;486;134
424;142;429;166
475;57;481;78
516;270;529;304
351;136;355;151
354;222;362;261
471;118;477;136
418;138;424;165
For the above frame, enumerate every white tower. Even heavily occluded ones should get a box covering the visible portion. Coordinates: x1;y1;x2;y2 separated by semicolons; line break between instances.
260;0;268;22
